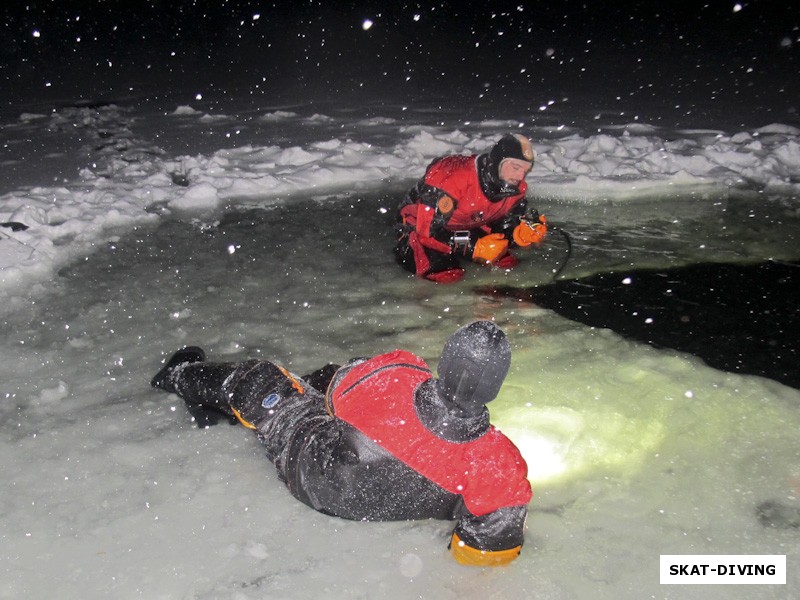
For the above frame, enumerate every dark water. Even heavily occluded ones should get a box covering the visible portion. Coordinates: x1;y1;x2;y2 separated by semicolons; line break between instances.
481;260;800;389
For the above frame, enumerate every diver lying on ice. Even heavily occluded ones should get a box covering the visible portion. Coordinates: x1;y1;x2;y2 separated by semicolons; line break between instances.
150;320;532;566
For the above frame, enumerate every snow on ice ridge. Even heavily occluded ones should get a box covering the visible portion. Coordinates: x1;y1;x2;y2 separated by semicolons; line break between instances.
1;104;799;298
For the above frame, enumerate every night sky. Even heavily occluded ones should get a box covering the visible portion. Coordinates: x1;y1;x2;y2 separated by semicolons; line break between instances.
2;1;798;126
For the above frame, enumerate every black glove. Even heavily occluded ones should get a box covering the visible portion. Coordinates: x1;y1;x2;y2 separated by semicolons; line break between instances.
520;208;541;225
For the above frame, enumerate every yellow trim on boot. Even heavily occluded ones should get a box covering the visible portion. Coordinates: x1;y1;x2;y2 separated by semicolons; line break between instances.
449;533;521;567
230;406;257;430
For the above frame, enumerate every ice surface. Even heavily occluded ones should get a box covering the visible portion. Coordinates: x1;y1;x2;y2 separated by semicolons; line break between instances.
1;97;799;599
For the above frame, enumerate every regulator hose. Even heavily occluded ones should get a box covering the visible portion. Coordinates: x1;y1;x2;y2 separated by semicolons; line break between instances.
548;225;573;280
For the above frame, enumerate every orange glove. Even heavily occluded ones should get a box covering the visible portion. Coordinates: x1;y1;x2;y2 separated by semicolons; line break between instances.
513;214;548;247
472;233;509;264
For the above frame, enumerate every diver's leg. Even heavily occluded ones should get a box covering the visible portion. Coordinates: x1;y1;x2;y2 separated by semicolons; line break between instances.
152;347;238;427
150;347;206;393
224;361;312;428
174;359;318;429
151;348;257;427
301;363;340;393
425;249;464;283
173;359;262;427
395;231;464;283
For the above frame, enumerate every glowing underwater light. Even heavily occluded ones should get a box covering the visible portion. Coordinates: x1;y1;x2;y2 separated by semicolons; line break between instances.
505;429;568;481
493;402;665;485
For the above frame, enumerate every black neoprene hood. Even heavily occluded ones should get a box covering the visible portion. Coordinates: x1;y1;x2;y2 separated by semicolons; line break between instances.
437;321;511;416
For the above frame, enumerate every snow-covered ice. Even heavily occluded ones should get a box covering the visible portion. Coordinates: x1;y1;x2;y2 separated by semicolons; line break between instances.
1;95;799;599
